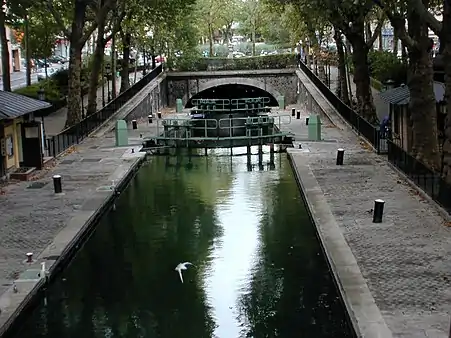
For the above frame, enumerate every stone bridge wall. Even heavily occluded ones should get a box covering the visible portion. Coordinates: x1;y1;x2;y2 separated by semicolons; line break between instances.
166;69;298;107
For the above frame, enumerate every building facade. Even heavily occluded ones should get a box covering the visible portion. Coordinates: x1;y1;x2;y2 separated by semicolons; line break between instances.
0;26;22;75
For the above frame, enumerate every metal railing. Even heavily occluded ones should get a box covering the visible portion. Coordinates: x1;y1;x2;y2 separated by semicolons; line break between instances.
153;115;291;140
298;61;387;154
387;140;451;213
46;64;163;157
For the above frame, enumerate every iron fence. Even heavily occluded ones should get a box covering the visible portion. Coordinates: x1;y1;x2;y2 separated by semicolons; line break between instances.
387;140;451;213
298;61;387;154
46;64;163;157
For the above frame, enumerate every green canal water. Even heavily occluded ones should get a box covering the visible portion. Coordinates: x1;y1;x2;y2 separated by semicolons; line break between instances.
11;147;354;338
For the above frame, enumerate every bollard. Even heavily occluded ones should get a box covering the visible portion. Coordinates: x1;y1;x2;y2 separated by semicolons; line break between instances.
131;148;135;153
26;252;33;263
306;117;309;125
336;149;344;165
373;199;385;223
140;133;143;138
291;108;296;117
53;175;62;193
148;114;153;124
296;110;300;119
132;120;137;129
157;112;162;119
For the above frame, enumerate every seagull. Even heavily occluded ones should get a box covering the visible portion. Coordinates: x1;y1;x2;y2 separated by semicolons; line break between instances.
175;262;195;283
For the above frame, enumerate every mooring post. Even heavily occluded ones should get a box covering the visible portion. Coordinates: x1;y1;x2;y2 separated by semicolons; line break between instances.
336;149;344;165
373;199;385;223
157;111;162;119
296;110;301;119
53;175;62;194
306;117;309;125
26;252;33;263
291;108;295;117
132;120;137;130
148;114;153;124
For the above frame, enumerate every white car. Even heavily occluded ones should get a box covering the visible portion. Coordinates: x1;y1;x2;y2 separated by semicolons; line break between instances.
37;67;59;81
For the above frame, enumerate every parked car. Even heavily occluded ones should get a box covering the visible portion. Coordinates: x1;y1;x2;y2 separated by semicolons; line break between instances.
37;67;59;81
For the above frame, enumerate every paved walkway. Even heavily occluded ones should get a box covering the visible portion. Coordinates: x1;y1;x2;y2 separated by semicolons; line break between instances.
281;99;451;336
44;72;143;136
328;65;387;121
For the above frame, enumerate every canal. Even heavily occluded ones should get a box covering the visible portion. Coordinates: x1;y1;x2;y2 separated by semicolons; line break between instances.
10;147;354;338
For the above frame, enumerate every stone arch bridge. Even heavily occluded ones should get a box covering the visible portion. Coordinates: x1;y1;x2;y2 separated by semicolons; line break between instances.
166;69;298;108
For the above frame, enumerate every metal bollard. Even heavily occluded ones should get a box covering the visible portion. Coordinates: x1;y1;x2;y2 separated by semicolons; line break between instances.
53;175;62;194
26;252;33;263
296;110;300;119
373;199;385;223
291;108;295;117
148;114;153;124
306;117;309;125
336;149;344;165
132;120;137;129
157;112;162;119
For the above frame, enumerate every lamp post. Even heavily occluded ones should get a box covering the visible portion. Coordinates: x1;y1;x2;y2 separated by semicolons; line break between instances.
106;63;111;102
37;87;46;149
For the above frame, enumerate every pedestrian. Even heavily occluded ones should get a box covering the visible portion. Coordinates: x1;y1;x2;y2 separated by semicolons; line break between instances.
380;115;390;139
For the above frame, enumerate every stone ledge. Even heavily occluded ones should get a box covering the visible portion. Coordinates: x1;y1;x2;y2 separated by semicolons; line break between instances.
167;68;297;78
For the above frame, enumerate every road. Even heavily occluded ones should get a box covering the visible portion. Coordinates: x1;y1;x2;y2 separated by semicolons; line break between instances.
0;71;38;91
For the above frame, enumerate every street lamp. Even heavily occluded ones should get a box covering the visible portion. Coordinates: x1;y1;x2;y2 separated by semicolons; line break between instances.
106;63;111;101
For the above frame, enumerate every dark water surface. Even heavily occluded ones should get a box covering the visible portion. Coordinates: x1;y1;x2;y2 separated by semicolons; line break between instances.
11;147;354;338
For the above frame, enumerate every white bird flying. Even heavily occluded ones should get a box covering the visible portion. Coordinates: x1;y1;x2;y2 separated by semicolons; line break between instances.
175;262;195;283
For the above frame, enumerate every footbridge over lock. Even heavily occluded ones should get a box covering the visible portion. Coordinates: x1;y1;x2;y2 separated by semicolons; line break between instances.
166;69;298;109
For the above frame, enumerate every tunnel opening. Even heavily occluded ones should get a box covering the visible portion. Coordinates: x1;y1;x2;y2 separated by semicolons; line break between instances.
185;84;279;108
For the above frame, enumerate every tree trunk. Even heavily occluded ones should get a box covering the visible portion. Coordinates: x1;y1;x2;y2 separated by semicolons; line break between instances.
406;4;439;168
0;8;11;91
111;33;117;99
24;14;31;86
365;22;373;50
393;32;399;55
66;0;87;127
334;29;350;106
439;0;451;181
251;25;256;56
86;23;106;115
347;32;378;123
208;24;213;56
120;32;131;93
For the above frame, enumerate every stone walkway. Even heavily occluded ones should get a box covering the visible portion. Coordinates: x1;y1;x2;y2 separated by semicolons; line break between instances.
44;73;143;136
282;103;451;337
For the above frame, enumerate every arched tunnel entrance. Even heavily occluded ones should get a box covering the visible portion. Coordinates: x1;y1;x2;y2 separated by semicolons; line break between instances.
185;84;279;108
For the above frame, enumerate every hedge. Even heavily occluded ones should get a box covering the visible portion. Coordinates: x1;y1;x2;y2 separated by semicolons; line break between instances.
175;53;297;72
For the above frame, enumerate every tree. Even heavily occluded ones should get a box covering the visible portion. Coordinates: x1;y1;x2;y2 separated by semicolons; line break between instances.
374;0;440;167
47;0;113;126
237;0;266;55
0;1;11;91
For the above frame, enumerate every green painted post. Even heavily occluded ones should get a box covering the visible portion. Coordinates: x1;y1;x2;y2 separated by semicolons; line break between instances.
277;96;285;109
176;98;183;113
115;120;128;146
307;114;322;141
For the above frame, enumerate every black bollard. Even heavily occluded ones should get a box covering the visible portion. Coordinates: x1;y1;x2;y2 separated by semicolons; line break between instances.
306;117;309;125
53;175;62;194
132;120;137;129
336;148;344;165
291;108;295;117
372;199;385;223
157;112;162;119
148;114;153;124
296;110;300;119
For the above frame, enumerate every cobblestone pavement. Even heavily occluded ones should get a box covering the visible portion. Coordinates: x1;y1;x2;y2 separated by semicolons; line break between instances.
0;122;151;299
284;105;451;337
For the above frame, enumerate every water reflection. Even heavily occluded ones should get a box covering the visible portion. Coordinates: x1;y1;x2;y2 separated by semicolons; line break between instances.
10;147;353;338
